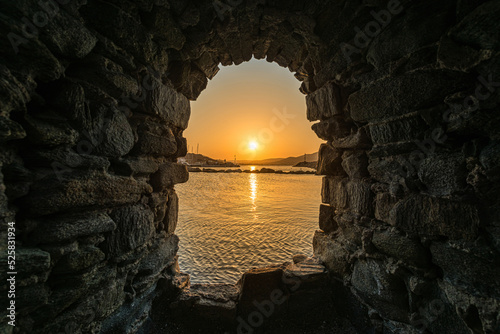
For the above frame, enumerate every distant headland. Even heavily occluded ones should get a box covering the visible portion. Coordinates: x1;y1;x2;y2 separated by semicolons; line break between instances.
179;152;318;167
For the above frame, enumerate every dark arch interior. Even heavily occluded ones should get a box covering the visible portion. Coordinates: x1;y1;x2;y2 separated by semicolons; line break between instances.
1;0;499;333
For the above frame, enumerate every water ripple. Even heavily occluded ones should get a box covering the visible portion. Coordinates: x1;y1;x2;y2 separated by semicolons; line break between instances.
175;169;322;284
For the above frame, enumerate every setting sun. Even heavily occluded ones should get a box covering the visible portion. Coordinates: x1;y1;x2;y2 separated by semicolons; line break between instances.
248;141;259;150
186;58;323;160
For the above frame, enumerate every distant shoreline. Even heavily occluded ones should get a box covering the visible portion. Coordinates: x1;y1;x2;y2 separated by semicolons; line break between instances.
188;167;316;175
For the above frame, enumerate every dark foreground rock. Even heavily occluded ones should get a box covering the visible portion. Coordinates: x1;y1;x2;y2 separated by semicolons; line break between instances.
154;256;357;333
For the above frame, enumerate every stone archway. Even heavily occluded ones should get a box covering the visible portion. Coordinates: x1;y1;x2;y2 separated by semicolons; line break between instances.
1;0;499;333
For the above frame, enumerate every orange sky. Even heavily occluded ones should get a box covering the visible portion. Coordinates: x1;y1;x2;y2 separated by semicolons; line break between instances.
184;58;323;161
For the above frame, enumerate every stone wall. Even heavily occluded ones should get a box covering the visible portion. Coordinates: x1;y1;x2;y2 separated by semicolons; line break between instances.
0;0;499;333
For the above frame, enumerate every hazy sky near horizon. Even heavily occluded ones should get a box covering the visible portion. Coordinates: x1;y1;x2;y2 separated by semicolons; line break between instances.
184;58;323;161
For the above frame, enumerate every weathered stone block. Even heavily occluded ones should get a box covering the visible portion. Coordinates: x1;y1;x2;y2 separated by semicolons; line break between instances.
0;15;64;82
22;171;152;216
149;193;169;223
113;157;159;177
346;180;374;216
431;241;500;297
342;151;369;179
366;1;452;68
337;213;364;246
352;259;409;322
175;136;188;158
150;163;189;191
74;102;135;158
389;195;480;240
331;126;372;149
237;264;287;317
312;116;352;141
67;55;139;98
3;0;97;59
35;212;116;244
168;62;208;101
323;176;349;210
25;147;110;172
137;235;179;276
133;121;178;157
132;235;179;293
49;80;86;119
53;246;105;274
24;115;78;147
349;70;468;122
321;177;330;204
80;1;156;64
16;284;50;312
143;6;185;50
319;204;338;233
375;192;398;223
95;108;135;158
372;228;429;267
368;155;415;185
316;143;345;176
283;257;327;290
0;115;26;142
39;266;124;332
306;82;343;121
417;152;467;196
450;1;500;51
16;248;51;279
479;140;500;181
368;141;422;159
171;283;238;327
313;230;350;278
2;163;31;200
104;204;155;257
165;190;179;234
194;52;220;80
437;35;492;72
368;115;427;145
0;65;31;115
141;77;191;129
282;258;329;316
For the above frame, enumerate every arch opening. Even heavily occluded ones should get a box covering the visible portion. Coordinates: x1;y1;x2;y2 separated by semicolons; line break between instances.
175;58;323;284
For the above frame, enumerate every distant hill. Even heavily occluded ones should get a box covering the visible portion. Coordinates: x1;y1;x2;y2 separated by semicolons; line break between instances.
238;152;318;166
183;153;214;163
293;161;317;169
181;152;319;166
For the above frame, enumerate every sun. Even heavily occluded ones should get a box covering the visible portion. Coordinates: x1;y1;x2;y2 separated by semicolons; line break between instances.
248;141;259;150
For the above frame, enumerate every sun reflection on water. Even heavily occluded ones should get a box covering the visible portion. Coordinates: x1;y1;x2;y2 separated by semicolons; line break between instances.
176;172;323;284
249;173;257;211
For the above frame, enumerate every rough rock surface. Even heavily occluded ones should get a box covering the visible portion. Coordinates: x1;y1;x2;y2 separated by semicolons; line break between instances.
0;0;499;333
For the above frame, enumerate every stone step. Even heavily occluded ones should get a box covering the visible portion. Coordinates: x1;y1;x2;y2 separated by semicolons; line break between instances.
165;255;331;332
168;283;239;331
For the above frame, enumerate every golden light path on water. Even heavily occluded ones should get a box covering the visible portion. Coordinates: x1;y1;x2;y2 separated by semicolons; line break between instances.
249;172;258;212
175;166;321;284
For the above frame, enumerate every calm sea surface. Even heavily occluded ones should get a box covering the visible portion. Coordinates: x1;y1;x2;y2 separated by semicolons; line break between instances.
175;166;322;284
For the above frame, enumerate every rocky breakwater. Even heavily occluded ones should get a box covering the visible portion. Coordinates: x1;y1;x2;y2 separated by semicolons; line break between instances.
188;167;316;175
